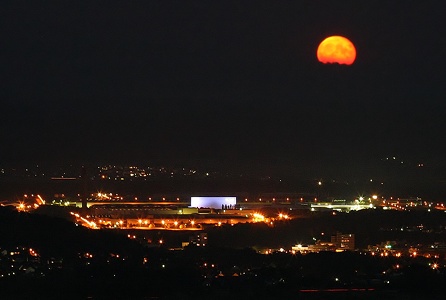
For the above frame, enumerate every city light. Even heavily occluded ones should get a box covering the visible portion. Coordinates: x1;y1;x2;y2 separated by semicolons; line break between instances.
278;213;289;220
252;213;265;223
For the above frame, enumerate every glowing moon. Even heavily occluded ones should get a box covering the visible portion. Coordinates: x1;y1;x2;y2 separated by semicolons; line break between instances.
317;36;356;65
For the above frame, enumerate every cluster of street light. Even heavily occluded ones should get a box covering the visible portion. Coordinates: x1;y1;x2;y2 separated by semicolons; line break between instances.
70;212;98;229
251;212;290;224
14;194;45;212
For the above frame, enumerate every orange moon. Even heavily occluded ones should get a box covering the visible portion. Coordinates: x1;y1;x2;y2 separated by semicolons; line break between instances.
317;36;356;65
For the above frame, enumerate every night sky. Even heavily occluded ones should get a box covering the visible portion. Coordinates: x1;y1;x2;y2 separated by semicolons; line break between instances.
1;1;446;179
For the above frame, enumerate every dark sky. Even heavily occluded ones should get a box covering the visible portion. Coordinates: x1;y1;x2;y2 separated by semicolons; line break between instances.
1;1;446;178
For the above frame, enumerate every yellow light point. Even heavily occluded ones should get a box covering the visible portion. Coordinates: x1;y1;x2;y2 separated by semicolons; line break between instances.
252;213;265;223
191;221;195;225
37;195;45;205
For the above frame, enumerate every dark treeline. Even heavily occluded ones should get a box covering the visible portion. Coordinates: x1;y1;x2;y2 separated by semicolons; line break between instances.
2;206;446;253
206;209;446;249
0;206;143;260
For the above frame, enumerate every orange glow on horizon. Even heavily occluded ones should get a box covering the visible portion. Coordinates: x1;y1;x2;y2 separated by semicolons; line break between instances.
317;36;356;65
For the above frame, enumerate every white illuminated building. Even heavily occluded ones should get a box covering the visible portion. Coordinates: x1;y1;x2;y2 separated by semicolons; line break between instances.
190;197;236;209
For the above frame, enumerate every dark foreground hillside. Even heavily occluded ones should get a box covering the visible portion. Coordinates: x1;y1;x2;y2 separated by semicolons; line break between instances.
1;206;446;299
